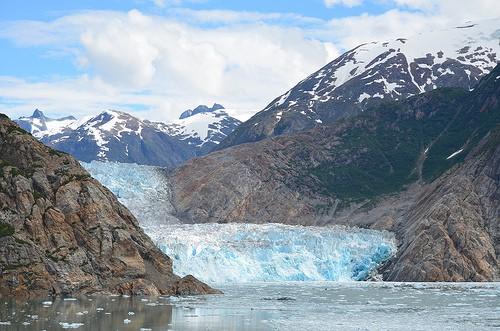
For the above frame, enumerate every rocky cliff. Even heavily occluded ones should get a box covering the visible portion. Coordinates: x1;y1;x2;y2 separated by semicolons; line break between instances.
383;129;499;281
0;115;219;297
170;65;500;281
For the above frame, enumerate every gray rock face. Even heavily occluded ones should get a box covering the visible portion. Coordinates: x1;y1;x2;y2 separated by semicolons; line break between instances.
0;115;220;297
218;19;499;150
384;133;500;281
170;65;500;281
179;103;225;119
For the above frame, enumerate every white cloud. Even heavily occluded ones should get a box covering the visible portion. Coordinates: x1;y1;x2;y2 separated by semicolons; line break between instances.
391;0;435;10
0;10;337;122
149;0;207;8
324;0;364;7
0;1;498;122
320;0;500;50
322;9;443;49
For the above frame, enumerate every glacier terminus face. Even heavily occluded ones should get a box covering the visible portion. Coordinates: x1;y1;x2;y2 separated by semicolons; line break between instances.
149;223;396;283
83;161;397;284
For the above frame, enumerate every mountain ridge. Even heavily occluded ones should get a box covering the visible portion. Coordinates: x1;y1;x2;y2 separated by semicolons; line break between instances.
15;104;241;168
217;18;499;150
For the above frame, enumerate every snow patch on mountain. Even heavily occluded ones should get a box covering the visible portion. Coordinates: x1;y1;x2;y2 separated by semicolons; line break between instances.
160;104;242;148
15;109;77;139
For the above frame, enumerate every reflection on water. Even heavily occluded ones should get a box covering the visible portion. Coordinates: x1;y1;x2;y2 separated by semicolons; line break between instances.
0;282;499;331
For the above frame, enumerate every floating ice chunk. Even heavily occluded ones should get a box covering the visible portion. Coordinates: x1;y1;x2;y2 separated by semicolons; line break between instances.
59;322;84;329
128;312;135;315
124;319;132;324
446;148;464;159
42;301;52;306
63;298;77;301
0;322;11;325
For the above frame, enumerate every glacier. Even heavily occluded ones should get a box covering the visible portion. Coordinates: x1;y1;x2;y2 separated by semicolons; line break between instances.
82;161;180;226
149;223;396;283
83;161;397;284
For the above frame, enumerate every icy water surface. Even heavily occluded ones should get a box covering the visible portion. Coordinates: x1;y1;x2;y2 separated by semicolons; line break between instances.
1;282;499;331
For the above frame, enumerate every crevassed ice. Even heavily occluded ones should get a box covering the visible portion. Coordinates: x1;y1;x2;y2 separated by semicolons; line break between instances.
150;223;396;284
83;161;397;284
81;161;180;226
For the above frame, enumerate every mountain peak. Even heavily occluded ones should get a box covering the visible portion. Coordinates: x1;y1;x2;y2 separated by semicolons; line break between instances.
179;103;225;119
32;109;45;119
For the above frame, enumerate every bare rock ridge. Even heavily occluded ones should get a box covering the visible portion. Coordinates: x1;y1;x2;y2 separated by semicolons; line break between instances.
170;65;500;281
0;115;219;297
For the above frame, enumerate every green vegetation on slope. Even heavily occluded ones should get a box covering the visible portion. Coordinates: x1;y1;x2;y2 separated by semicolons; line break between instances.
0;223;14;237
303;66;500;203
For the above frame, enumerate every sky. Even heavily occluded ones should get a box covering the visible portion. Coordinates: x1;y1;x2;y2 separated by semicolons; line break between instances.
0;0;499;122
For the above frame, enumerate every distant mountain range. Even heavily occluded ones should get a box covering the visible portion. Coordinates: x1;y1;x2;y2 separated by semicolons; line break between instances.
218;18;500;150
15;104;241;168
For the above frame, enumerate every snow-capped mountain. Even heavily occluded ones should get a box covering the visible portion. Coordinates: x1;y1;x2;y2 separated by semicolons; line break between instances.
15;109;77;139
14;104;241;168
162;104;241;155
218;18;500;150
38;110;197;168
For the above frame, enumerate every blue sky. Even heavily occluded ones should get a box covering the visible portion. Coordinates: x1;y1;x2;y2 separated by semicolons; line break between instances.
0;0;498;121
0;0;392;21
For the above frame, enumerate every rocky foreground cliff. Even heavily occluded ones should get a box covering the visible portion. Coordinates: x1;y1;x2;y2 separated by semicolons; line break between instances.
170;65;500;281
0;115;219;297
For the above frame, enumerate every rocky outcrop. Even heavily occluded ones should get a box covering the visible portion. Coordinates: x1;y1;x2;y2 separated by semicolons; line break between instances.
383;130;499;281
0;115;220;297
170;66;500;281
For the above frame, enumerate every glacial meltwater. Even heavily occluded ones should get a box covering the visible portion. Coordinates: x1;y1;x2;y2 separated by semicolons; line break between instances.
1;282;499;330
